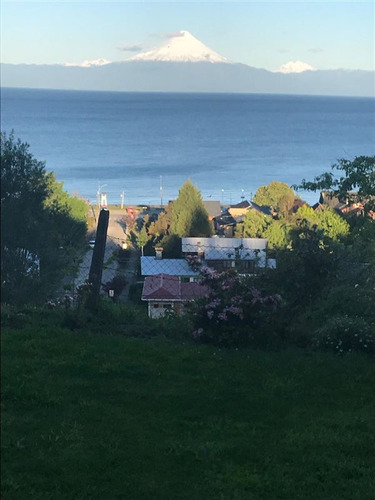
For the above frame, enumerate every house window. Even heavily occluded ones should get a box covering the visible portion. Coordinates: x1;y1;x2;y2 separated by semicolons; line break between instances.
223;260;234;268
163;304;172;309
153;304;159;308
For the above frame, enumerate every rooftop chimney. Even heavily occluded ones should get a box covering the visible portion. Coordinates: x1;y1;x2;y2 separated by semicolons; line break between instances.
155;247;163;260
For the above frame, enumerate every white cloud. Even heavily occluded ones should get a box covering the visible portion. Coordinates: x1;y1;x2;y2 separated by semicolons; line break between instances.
118;44;143;52
149;30;186;40
162;30;185;39
276;60;315;73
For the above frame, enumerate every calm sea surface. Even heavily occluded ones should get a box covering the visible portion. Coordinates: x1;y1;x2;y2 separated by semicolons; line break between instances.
2;87;374;206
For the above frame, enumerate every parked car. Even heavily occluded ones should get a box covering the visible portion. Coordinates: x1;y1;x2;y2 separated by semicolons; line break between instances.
89;239;96;249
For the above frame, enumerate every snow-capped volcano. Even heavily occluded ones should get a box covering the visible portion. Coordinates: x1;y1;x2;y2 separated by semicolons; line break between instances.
64;58;111;68
277;61;315;73
127;30;231;63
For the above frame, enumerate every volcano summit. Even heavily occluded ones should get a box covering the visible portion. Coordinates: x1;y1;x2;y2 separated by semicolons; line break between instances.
127;30;231;64
2;30;373;96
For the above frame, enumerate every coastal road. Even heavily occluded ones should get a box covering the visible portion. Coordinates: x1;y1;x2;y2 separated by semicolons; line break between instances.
74;208;139;299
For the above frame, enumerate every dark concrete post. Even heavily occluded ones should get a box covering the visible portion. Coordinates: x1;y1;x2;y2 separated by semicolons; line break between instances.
87;208;109;311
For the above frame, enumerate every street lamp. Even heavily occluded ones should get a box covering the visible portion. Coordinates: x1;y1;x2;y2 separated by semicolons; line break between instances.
97;182;107;210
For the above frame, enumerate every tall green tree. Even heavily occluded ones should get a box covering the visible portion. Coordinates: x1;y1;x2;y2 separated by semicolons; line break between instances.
296;156;375;215
1;132;87;303
253;181;297;211
170;180;212;237
235;210;272;238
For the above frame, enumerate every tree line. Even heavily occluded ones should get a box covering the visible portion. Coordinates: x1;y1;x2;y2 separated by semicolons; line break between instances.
1;132;88;304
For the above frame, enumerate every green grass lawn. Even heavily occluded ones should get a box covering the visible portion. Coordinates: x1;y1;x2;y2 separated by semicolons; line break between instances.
2;326;375;500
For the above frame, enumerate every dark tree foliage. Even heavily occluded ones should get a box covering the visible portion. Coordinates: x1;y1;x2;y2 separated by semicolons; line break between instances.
273;224;341;307
170;180;212;237
1;132;87;304
296;156;375;214
158;234;182;258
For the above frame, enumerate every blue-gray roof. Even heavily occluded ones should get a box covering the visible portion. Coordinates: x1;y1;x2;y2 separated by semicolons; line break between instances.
141;257;200;277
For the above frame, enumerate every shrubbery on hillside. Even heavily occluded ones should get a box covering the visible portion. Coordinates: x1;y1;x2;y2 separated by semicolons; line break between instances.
1;132;88;304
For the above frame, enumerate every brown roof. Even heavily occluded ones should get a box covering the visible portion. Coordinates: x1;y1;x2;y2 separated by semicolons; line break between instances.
230;200;251;209
141;274;208;301
202;200;222;219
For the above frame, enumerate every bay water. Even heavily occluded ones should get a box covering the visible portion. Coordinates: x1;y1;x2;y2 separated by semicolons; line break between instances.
2;87;374;206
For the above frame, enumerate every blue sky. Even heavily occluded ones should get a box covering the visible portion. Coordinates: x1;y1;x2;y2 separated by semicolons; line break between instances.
2;1;374;71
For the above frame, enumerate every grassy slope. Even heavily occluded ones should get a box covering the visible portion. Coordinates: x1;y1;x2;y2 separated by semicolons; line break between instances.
2;326;375;500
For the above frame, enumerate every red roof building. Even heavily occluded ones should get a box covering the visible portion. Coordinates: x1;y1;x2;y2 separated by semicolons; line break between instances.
141;274;208;318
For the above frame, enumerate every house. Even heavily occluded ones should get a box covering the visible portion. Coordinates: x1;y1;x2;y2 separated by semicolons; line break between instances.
313;191;347;213
182;237;269;272
202;200;222;220
291;199;309;213
228;200;252;218
313;191;375;218
227;200;273;217
141;253;200;279
248;201;273;217
213;213;237;237
214;201;273;236
141;274;207;318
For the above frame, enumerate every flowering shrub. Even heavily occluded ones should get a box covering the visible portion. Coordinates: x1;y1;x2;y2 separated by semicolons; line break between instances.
313;315;375;355
190;267;281;346
76;281;93;307
45;294;74;309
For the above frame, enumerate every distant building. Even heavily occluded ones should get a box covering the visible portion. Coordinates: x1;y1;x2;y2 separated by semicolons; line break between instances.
213;213;237;237
214;201;273;236
182;237;269;272
313;190;374;218
202;200;222;220
228;200;252;218
141;274;208;318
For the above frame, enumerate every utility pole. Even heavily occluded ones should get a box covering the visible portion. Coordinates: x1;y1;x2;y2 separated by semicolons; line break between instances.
96;183;101;212
87;208;109;311
120;190;125;209
160;176;163;207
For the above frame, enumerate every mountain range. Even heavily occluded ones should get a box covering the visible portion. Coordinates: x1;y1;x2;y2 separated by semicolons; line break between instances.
2;31;374;96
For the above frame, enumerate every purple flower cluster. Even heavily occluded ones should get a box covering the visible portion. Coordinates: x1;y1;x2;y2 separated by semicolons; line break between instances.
205;298;221;309
191;268;282;343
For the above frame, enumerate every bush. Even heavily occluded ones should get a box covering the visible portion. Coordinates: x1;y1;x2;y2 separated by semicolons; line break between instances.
189;268;281;347
313;315;375;355
102;274;127;298
117;248;132;268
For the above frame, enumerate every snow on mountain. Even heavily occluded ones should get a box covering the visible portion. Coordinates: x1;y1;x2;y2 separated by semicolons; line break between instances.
277;61;315;73
127;30;231;64
63;58;111;68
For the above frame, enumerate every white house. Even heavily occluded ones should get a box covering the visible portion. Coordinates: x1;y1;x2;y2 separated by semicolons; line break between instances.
182;237;269;271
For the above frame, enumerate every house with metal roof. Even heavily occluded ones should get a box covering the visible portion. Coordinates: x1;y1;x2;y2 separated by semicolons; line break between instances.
182;237;268;271
140;255;200;278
